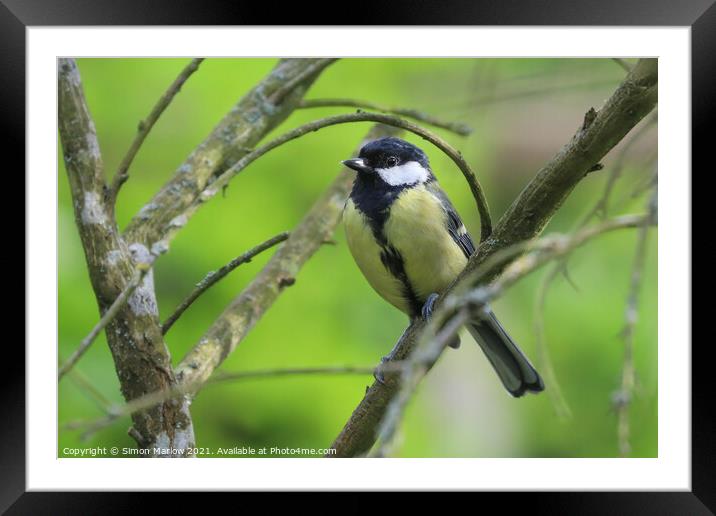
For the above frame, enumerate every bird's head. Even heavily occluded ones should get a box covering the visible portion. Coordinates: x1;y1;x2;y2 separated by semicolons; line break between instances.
342;137;432;187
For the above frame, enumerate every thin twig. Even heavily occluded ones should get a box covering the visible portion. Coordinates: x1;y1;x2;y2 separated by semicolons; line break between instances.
298;98;473;136
268;59;338;105
449;78;624;113
161;231;289;334
58;259;157;381
614;195;655;456
107;58;205;204
612;58;633;72
592;113;658;220
202;112;492;242
65;367;115;414
532;265;573;420
62;361;408;440
211;363;407;383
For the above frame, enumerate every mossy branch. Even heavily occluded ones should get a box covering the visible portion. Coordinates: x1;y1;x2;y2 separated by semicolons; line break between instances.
58;58;196;456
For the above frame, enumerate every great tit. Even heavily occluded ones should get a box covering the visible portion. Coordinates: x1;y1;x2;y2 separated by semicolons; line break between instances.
342;137;544;397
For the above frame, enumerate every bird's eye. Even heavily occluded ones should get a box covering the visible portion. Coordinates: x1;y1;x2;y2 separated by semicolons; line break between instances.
386;156;398;167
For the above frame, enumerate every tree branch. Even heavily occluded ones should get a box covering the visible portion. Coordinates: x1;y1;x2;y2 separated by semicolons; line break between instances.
59;58;196;456
107;58;205;205
161;231;289;335
328;58;658;458
298;98;473;136
122;58;336;248
174;124;403;391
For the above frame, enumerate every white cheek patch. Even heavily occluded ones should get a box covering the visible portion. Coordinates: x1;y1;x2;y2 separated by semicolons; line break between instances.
376;161;429;186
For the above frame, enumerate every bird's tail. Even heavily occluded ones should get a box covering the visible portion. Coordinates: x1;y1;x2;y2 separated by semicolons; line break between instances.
466;309;544;397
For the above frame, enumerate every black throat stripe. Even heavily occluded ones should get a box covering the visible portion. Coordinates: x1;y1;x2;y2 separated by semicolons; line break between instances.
349;175;404;246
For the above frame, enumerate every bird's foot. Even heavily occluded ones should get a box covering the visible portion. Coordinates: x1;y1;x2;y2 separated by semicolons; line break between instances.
421;292;461;349
421;293;439;321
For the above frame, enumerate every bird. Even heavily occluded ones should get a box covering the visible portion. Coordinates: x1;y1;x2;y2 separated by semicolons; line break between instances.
341;137;544;397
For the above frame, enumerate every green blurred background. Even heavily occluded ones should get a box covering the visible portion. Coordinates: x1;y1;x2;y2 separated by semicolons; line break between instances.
58;58;657;458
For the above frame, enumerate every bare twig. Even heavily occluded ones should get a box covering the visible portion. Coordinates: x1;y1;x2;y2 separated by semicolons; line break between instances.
107;58;205;204
591;113;658;220
269;59;338;105
614;195;655;456
200;111;493;242
298;98;473;136
211;363;407;383
329;59;658;458
612;58;633;72
65;367;115;414
532;266;573;420
62;361;409;439
161;231;289;334
58;259;155;381
451;78;624;112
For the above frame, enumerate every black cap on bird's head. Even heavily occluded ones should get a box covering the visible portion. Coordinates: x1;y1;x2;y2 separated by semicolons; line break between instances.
342;137;432;187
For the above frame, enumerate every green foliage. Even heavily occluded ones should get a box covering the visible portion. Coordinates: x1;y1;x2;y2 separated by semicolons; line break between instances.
58;58;656;457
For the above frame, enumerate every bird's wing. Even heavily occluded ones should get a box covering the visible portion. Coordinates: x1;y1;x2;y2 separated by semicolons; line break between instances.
425;181;476;259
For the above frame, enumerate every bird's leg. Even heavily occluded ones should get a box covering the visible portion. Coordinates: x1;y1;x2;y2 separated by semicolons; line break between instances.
374;293;464;385
421;292;461;349
373;326;411;385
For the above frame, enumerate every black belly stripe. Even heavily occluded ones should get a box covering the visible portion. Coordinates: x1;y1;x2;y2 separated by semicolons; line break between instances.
379;245;423;318
350;175;433;318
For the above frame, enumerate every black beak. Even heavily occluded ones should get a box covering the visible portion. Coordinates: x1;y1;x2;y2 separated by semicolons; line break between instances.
342;158;373;174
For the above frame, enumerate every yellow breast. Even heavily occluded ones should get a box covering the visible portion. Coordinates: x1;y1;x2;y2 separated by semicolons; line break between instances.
343;186;468;317
343;199;411;314
383;186;468;301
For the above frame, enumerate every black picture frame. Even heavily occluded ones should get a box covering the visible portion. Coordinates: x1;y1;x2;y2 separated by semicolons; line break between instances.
7;0;706;511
